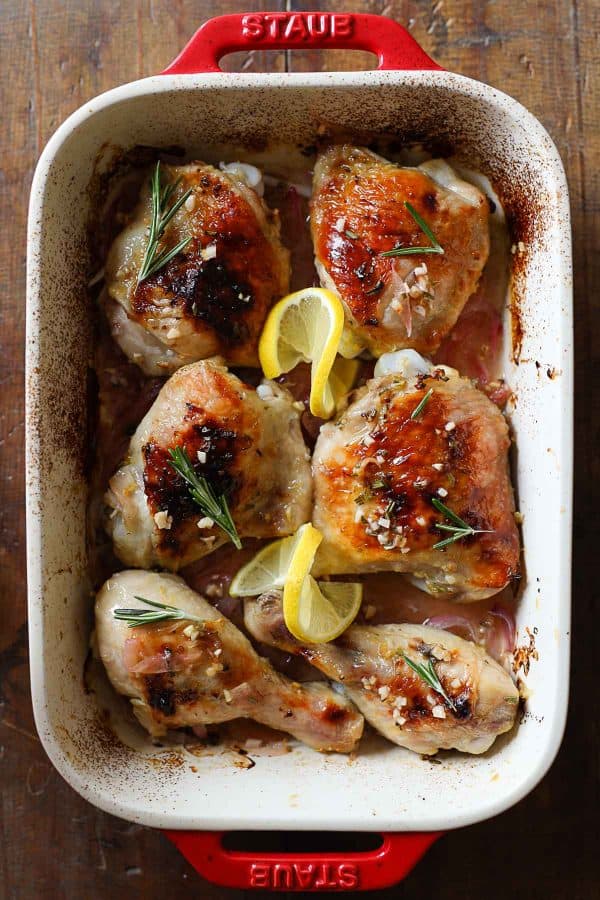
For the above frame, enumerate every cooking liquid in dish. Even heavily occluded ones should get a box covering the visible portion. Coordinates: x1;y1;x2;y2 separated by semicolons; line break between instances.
89;152;518;748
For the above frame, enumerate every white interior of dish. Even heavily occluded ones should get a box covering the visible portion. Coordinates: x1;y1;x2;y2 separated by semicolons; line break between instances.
26;71;572;831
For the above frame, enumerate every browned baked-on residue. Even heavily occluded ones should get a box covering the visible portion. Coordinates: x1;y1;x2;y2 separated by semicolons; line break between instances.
512;627;539;676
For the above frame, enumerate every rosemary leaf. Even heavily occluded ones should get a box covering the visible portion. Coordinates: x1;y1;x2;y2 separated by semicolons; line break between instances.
402;652;456;711
137;161;193;286
431;497;493;549
113;596;205;629
168;445;242;549
381;201;444;258
410;387;434;420
431;497;471;529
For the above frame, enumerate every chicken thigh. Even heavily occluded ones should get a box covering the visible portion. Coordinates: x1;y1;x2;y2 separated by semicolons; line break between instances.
95;571;363;752
105;359;312;569
245;591;518;755
105;161;290;374
311;146;489;357
312;351;520;601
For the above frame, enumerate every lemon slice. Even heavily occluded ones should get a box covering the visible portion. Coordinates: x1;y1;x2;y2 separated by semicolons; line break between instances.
284;577;363;644
258;288;345;418
323;356;360;414
230;523;322;597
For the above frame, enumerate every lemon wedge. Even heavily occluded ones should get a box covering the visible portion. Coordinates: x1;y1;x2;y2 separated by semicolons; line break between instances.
258;288;346;418
230;522;362;643
284;577;363;644
230;523;322;598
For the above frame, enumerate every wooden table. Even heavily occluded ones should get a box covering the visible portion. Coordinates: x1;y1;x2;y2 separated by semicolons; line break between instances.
1;2;597;897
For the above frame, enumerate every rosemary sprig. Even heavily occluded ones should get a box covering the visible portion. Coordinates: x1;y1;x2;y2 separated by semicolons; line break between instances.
381;201;444;258
168;445;242;549
137;161;193;285
410;387;434;420
113;596;204;628
431;497;493;550
402;652;456;712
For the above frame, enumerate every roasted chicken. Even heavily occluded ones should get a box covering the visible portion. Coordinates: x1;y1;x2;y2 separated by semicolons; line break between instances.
105;161;290;374
245;591;519;755
105;359;311;569
311;146;489;357
312;351;520;601
95;571;363;752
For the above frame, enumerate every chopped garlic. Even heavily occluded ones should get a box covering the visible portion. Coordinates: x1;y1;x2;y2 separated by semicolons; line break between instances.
416;516;426;527
183;624;200;640
392;708;406;725
153;510;172;530
432;463;444;471
432;705;446;719
206;663;224;677
437;487;448;498
394;696;407;708
334;216;346;232
201;243;217;262
184;194;196;212
223;689;232;702
197;516;214;530
197;450;207;464
445;421;456;432
413;263;428;277
378;685;391;700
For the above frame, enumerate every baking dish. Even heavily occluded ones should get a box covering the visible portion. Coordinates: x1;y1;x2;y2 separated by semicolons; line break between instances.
26;11;572;891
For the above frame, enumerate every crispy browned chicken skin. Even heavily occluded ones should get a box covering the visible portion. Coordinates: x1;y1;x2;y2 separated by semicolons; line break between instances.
105;359;311;570
312;351;520;601
245;591;519;755
311;146;490;357
95;571;363;752
105;162;290;374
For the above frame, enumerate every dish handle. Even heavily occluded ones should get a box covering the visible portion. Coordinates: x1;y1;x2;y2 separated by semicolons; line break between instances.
165;830;440;890
161;11;442;74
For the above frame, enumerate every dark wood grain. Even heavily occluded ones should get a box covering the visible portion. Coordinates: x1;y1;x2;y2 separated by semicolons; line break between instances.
1;1;597;897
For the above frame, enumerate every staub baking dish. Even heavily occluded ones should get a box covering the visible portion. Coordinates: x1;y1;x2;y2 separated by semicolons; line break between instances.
27;11;572;891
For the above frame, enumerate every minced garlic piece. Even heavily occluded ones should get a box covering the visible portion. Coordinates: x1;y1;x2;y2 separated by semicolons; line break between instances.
206;663;224;677
197;516;214;530
153;510;172;530
201;243;217;262
183;624;201;641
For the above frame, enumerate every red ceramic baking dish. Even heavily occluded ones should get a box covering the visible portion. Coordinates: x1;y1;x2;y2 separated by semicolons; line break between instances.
27;11;572;891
